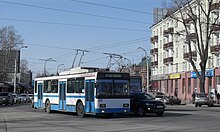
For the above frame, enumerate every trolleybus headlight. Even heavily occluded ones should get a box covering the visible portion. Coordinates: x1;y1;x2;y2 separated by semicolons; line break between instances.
100;104;106;108
123;103;129;107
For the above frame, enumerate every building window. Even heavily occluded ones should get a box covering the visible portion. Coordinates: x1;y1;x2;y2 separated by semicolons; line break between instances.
176;47;178;58
175;20;178;27
175;63;178;72
160;27;162;35
163;66;166;74
216;55;220;67
160;40;162;48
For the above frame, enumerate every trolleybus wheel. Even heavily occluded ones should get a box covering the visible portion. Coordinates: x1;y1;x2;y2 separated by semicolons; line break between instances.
45;100;52;113
77;102;85;118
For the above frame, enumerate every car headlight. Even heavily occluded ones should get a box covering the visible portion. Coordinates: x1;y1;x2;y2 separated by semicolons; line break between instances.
2;98;6;100
145;103;153;106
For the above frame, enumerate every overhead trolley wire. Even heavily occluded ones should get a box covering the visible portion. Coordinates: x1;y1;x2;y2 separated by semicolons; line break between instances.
0;0;151;25
70;0;154;15
0;17;147;32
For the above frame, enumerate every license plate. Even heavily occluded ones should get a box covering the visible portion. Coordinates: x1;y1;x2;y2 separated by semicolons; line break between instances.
157;105;163;108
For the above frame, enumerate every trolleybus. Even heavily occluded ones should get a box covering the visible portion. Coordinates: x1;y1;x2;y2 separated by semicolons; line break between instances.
34;67;130;117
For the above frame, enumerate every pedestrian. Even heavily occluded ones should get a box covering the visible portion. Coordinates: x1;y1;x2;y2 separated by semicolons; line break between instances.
217;93;220;104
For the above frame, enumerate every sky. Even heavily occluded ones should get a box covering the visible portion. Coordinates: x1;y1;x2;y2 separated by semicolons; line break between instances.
0;0;165;77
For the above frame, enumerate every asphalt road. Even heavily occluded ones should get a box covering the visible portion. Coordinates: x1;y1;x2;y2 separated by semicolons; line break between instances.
1;103;220;132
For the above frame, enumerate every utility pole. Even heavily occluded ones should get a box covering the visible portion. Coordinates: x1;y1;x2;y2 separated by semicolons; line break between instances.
14;59;17;93
14;45;28;93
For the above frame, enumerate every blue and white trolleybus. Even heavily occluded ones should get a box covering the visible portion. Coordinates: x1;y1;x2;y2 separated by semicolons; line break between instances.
34;67;130;117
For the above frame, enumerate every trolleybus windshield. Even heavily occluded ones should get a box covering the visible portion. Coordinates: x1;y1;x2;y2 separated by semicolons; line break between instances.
96;79;129;98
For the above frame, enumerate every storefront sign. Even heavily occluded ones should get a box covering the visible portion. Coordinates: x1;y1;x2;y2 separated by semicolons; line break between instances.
169;73;181;79
191;70;214;78
151;74;169;80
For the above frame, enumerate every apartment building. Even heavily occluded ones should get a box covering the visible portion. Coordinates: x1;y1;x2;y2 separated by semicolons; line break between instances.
150;0;220;102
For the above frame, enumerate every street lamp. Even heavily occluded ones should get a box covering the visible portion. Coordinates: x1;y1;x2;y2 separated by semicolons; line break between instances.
14;45;28;93
57;64;64;75
137;47;149;93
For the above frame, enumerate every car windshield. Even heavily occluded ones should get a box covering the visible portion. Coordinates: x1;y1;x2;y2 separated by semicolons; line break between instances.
0;93;8;96
155;95;164;98
197;94;207;97
134;93;154;100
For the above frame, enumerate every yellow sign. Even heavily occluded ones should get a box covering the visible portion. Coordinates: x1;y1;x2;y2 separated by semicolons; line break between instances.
170;73;181;79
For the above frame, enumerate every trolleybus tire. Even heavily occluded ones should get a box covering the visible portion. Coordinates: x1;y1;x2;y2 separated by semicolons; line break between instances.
77;102;85;118
45;100;52;113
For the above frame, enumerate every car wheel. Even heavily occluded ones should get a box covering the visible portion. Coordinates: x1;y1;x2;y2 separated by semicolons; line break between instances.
199;105;202;107
45;100;52;113
195;104;198;107
156;112;164;117
11;100;14;105
77;102;85;118
137;106;145;117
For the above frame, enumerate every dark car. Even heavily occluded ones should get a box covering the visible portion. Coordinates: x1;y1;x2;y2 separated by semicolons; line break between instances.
0;92;14;105
168;96;181;105
130;92;166;117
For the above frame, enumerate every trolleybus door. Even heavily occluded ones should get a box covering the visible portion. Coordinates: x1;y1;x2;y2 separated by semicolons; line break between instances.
85;80;95;113
59;81;66;110
37;83;43;108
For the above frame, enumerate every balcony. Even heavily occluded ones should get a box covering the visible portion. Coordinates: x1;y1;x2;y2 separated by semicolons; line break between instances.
188;33;197;40
210;45;220;54
151;61;158;67
163;42;173;50
183;51;197;60
163;27;174;37
211;24;220;32
150;36;158;43
184;18;193;26
163;57;173;65
150;48;158;54
210;2;220;13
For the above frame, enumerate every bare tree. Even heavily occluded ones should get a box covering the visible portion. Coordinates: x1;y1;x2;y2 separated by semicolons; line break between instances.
0;26;24;81
163;0;217;93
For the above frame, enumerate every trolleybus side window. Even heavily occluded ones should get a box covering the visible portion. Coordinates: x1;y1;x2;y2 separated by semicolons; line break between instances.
76;78;84;93
67;78;75;93
44;79;58;93
67;78;84;93
34;81;37;93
